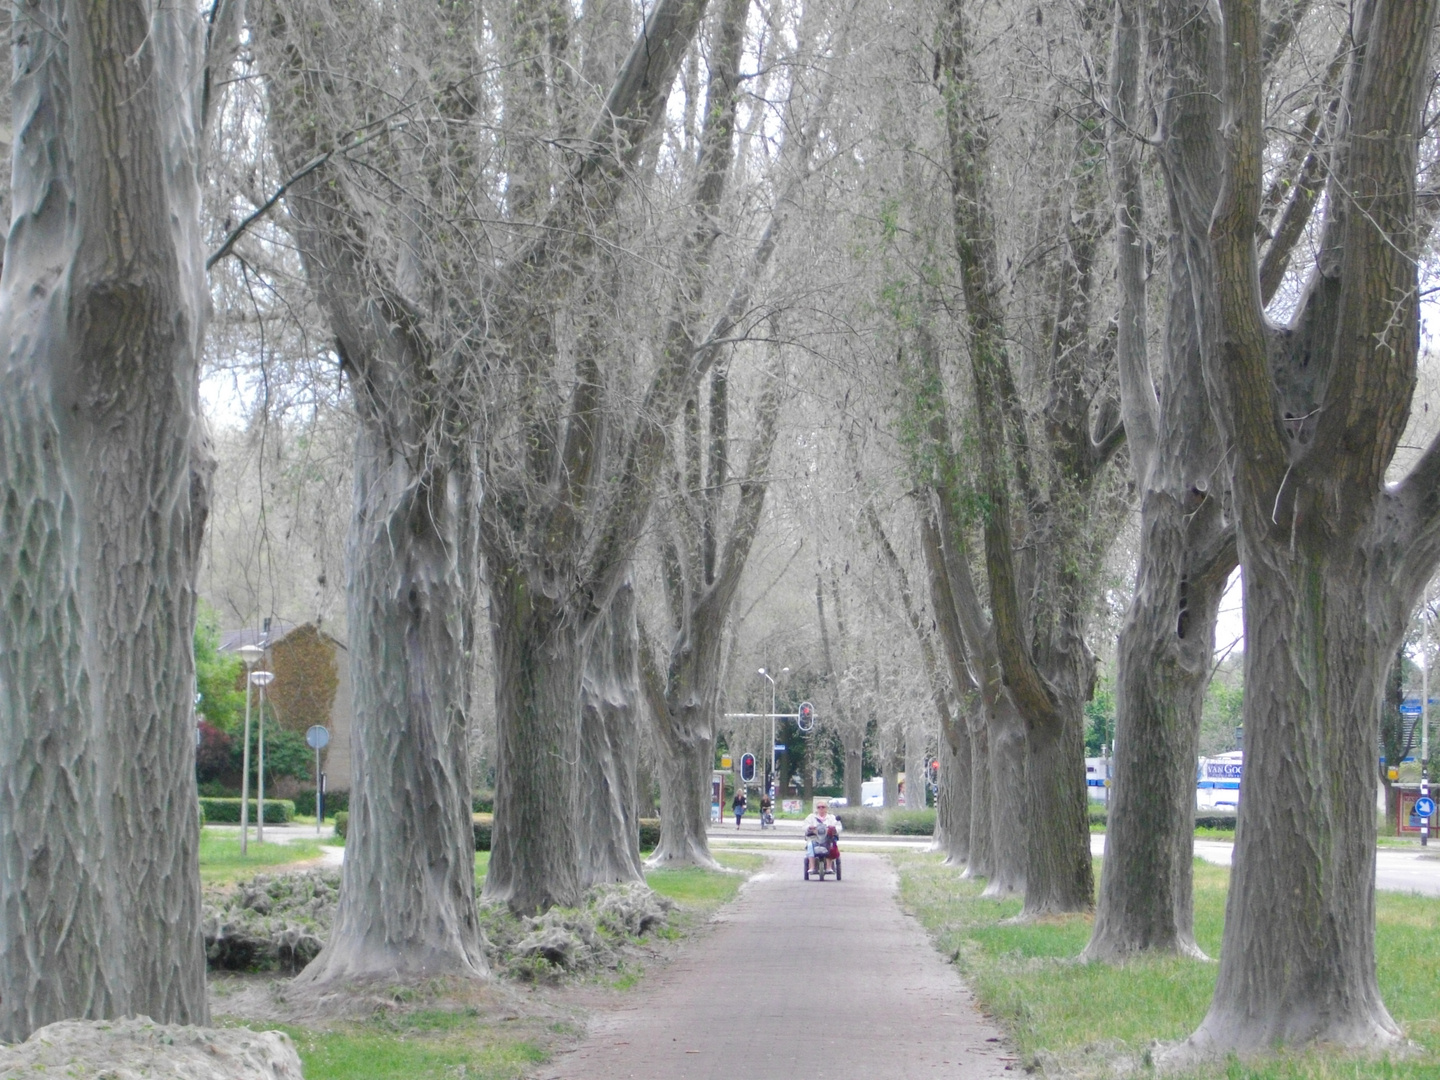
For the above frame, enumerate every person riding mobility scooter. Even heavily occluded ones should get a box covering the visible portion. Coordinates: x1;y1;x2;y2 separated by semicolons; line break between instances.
803;800;842;881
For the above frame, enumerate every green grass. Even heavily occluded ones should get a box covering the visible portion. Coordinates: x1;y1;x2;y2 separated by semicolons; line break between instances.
645;852;763;908
198;829;326;884
895;854;1440;1079
250;1017;547;1080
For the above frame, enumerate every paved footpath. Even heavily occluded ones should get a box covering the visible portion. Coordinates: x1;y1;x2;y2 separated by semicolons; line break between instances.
537;852;1013;1080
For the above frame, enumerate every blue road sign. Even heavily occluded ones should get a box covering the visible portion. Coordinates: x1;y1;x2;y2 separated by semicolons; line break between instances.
773;744;786;751
1401;704;1423;717
1417;796;1436;817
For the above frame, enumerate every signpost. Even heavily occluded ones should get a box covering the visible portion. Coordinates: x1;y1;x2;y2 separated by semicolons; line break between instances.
306;725;330;833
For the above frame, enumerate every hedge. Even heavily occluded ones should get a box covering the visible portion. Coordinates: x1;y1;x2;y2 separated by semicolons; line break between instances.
199;797;295;825
290;789;349;818
1084;808;1238;831
832;807;936;835
466;814;661;853
331;811;660;850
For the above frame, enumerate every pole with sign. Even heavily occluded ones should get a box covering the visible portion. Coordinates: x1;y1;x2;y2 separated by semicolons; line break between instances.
1425;589;1433;846
306;726;331;834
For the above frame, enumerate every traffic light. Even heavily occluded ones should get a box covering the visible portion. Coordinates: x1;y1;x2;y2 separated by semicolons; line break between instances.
929;758;940;787
740;753;757;783
797;701;815;731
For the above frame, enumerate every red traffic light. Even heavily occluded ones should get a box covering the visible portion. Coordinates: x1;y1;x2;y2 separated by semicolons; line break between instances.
740;753;757;783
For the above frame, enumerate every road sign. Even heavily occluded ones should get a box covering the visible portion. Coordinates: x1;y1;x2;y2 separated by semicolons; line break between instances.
773;743;786;751
306;725;330;750
720;755;732;768
1417;796;1436;817
1402;702;1423;717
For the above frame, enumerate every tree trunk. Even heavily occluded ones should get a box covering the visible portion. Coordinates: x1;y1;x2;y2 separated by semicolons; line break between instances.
578;583;645;888
841;729;864;806
1188;556;1399;1049
1020;696;1092;916
985;696;1028;898
0;0;224;1037
1086;0;1234;961
0;8;110;1040
300;440;486;981
484;574;588;914
905;723;930;808
650;727;717;867
1176;0;1439;1055
933;714;971;865
882;747;900;810
965;716;993;879
1086;488;1225;959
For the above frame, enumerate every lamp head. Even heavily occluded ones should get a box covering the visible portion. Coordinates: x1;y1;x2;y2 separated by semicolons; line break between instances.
237;644;264;668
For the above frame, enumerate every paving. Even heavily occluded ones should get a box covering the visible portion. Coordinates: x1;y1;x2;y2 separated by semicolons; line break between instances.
536;851;1013;1080
1087;834;1440;896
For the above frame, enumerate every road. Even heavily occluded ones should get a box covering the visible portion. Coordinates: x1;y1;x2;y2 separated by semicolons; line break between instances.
707;821;1440;896
1084;834;1440;896
536;851;1013;1080
231;818;1440;895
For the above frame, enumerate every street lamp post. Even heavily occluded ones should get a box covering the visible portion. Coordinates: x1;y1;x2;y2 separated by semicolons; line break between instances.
758;666;789;802
251;669;275;843
237;644;264;855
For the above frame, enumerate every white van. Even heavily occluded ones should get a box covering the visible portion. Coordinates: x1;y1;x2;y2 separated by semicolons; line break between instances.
861;777;885;807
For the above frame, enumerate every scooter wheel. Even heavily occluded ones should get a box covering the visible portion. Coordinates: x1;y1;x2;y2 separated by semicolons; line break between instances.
835;859;842;881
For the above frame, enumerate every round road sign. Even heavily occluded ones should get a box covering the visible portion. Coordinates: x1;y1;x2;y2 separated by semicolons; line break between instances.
306;725;331;750
1416;796;1436;818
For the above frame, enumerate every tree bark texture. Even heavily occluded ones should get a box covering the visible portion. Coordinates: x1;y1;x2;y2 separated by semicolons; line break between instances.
0;0;230;1038
1178;0;1440;1055
485;587;589;912
298;432;485;982
578;582;645;889
933;713;971;865
1086;0;1236;962
256;0;489;975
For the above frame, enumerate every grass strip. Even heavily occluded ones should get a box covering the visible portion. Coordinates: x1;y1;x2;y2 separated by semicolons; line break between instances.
258;1013;548;1080
894;854;1440;1079
199;829;326;884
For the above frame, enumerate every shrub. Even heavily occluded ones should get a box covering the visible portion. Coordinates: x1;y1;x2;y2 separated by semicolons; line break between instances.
198;797;295;824
889;809;936;836
470;814;662;853
333;811;348;840
832;808;935;835
472;791;494;814
290;788;348;818
834;807;883;834
1195;811;1237;830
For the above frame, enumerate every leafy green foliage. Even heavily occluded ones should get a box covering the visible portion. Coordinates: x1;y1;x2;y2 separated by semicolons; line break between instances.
1084;678;1115;756
195;602;245;735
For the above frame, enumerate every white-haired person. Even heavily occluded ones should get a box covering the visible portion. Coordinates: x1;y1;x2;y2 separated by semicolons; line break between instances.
803;799;842;875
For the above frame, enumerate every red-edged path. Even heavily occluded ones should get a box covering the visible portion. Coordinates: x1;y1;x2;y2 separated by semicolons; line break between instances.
537;852;1013;1079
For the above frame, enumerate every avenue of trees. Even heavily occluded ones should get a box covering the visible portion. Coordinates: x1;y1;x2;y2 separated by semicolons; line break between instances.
3;0;1440;1063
